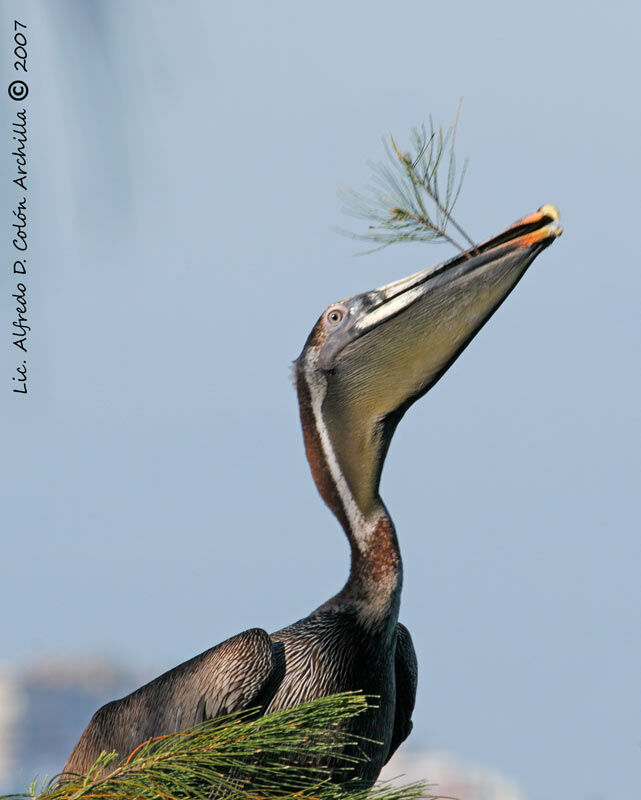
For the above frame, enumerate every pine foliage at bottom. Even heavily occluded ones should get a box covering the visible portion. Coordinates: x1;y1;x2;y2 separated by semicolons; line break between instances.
2;693;437;800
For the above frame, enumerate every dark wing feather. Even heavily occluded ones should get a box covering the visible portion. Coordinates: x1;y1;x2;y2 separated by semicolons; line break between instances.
62;628;280;776
385;622;418;764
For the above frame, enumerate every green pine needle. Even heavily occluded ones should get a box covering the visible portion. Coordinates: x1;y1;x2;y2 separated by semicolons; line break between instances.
339;100;475;254
2;693;439;800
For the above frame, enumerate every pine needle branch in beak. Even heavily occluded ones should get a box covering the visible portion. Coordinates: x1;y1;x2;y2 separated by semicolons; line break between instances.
337;99;475;255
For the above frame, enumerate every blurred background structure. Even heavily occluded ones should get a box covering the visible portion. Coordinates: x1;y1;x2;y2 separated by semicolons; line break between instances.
0;662;135;790
1;2;640;799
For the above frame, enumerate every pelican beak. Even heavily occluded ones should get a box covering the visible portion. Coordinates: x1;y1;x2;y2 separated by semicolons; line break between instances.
364;203;563;332
322;205;562;398
320;205;563;372
305;206;562;515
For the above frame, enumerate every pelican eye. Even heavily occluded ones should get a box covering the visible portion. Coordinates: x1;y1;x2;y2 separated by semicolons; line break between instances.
326;308;345;324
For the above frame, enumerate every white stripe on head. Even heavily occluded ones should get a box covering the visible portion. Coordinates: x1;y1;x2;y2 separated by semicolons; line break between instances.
302;346;381;552
353;285;425;332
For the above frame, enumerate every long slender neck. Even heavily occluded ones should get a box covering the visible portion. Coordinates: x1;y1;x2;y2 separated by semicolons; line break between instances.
296;357;402;630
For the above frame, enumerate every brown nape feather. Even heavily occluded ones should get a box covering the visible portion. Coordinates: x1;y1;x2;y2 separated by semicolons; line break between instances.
295;358;352;535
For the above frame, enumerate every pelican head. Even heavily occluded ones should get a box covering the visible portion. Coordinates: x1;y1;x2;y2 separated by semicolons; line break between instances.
296;205;562;528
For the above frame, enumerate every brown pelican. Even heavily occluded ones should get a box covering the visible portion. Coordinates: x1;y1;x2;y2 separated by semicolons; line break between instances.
62;206;562;786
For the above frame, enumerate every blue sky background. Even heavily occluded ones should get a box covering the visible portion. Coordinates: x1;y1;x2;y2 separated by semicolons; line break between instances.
1;2;640;798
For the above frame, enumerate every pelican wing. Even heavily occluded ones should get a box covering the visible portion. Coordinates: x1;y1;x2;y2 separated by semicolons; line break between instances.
62;628;280;776
385;622;418;763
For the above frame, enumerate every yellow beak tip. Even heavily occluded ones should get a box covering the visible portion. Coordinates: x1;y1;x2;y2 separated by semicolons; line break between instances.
539;204;561;222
